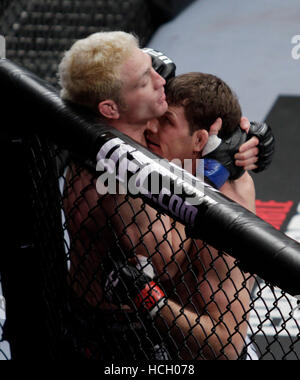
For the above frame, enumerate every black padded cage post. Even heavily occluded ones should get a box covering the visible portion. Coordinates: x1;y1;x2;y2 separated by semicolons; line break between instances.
1;58;300;360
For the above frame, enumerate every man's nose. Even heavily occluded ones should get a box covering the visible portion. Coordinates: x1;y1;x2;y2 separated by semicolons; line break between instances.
152;69;166;89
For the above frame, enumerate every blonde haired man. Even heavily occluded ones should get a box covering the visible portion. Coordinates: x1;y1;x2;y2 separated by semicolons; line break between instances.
60;32;192;359
59;32;139;113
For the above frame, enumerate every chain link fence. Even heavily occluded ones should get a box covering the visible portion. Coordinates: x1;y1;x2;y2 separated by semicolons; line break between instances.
59;155;300;360
0;0;157;86
1;128;300;360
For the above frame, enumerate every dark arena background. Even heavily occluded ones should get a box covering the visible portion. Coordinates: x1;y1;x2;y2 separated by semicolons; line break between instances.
1;0;300;363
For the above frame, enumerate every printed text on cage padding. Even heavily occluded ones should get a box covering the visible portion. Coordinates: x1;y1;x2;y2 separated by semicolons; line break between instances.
96;138;217;226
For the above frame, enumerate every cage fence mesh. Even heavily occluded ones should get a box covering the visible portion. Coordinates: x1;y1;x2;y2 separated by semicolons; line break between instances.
1;133;300;360
0;0;157;86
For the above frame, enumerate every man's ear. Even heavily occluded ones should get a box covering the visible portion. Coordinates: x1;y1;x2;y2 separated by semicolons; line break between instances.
193;129;209;155
98;100;120;119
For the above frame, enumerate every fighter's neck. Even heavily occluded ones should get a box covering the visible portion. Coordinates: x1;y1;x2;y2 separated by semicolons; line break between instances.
109;120;148;146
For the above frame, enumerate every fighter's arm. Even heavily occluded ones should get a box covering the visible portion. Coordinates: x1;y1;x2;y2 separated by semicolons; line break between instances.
220;171;256;213
154;247;251;360
98;193;191;281
64;164;190;282
153;173;256;360
101;173;255;359
103;238;250;360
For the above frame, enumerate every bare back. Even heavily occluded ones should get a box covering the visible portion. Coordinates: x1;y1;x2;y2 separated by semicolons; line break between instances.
63;163;192;308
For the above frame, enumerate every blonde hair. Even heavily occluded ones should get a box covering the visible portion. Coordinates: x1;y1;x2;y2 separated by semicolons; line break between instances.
58;31;139;111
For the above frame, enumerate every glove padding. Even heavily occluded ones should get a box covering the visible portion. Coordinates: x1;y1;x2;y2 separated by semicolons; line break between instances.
202;127;247;188
142;48;176;82
201;158;231;190
104;258;165;317
200;122;275;189
247;122;275;173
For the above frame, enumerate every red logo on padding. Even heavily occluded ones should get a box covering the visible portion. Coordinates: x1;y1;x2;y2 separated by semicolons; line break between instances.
256;200;294;230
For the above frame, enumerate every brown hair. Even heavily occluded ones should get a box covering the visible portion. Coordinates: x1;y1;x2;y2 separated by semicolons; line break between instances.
165;73;242;139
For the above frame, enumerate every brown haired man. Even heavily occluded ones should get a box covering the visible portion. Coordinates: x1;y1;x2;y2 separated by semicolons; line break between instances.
140;72;258;359
147;72;257;192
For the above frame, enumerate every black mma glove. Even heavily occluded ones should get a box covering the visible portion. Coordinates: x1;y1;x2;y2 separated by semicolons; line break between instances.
142;48;176;82
200;127;247;189
104;259;165;317
200;122;275;189
247;122;275;173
